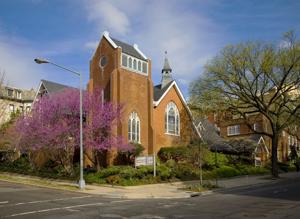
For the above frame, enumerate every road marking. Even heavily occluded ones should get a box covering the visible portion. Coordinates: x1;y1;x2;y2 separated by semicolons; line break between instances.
0;201;9;204
111;200;133;203
0;195;92;207
4;202;104;218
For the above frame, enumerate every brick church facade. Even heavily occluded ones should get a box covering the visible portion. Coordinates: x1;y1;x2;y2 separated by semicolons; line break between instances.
87;32;199;155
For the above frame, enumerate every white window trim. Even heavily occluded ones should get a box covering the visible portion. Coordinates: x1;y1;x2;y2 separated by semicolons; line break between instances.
227;125;240;136
121;53;148;76
253;123;257;131
128;112;141;143
165;102;180;136
9;104;15;112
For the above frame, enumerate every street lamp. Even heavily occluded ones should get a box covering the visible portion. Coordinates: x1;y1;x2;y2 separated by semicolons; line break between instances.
34;58;86;190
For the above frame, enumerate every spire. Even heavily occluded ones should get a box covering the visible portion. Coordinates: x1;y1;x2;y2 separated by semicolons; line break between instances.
161;51;173;89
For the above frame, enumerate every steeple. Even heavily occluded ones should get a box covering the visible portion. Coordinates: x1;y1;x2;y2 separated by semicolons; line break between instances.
161;51;173;88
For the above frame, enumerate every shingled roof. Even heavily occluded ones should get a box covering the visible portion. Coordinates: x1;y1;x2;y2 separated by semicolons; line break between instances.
196;118;235;153
110;38;147;61
153;80;174;102
41;80;73;94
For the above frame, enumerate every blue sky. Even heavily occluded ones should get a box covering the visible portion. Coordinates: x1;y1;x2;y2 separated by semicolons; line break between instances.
0;0;300;97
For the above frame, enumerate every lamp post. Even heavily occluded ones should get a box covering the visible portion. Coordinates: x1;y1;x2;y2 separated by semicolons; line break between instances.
34;58;85;190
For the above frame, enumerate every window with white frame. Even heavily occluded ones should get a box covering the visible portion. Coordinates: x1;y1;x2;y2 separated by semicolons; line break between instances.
227;125;240;136
253;123;258;131
16;91;22;99
7;89;13;97
128;112;140;143
288;135;297;147
9;104;15;113
165;102;180;135
122;54;128;67
121;53;148;75
128;57;132;68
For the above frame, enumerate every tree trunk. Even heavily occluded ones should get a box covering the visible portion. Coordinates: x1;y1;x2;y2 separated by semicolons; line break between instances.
271;134;279;178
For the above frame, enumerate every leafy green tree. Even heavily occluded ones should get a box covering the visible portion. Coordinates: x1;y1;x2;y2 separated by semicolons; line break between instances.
190;31;300;177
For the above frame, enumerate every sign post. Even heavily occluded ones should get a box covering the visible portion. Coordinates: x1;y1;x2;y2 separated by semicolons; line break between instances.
135;154;156;177
153;153;156;177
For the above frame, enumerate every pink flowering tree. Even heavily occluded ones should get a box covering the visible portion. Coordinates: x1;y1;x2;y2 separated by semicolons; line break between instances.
16;88;130;174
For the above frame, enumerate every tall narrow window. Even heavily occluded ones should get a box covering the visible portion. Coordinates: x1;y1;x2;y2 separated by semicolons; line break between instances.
7;89;13;97
128;112;140;143
138;61;141;71
122;54;128;67
9;104;15;112
142;62;147;73
129;57;132;68
133;59;137;70
165;102;180;135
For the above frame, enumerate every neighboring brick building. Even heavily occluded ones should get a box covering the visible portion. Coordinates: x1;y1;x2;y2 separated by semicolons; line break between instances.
0;85;35;125
88;32;199;156
205;111;299;164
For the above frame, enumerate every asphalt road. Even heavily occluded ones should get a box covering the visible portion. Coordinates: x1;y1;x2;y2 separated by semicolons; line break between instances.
0;175;300;219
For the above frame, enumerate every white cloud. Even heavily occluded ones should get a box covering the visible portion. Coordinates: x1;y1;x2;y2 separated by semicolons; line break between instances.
0;34;45;89
84;41;99;50
85;0;130;35
83;0;227;89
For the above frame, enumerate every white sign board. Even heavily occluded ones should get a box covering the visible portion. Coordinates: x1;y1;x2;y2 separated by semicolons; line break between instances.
135;156;154;167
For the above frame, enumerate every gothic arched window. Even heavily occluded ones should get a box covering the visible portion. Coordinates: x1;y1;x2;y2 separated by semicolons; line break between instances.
133;59;137;70
165;102;180;135
128;111;140;143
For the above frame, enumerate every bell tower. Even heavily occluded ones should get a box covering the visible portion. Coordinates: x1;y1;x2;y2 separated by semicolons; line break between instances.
161;51;173;88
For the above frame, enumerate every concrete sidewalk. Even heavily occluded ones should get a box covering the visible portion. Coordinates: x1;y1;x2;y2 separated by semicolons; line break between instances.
0;171;299;199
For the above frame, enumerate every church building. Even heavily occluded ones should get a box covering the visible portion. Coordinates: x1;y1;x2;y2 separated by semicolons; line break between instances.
88;31;200;155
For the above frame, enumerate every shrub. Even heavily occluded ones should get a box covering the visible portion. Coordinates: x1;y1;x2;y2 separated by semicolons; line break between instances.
119;167;138;179
156;164;173;180
173;163;199;180
136;166;153;178
214;166;240;178
203;151;229;169
106;175;121;185
158;147;189;162
98;166;123;178
116;143;145;165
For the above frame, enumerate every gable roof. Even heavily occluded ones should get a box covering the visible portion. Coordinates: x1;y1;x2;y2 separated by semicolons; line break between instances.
34;79;74;102
41;79;72;94
196;119;234;153
153;80;187;107
102;31;147;61
110;38;147;61
153;80;174;102
153;80;203;140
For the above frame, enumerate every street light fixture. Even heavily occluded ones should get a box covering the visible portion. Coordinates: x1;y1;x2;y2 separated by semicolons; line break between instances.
34;58;86;190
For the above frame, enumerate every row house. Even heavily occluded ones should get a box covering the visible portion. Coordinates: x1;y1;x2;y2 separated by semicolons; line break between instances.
0;85;35;125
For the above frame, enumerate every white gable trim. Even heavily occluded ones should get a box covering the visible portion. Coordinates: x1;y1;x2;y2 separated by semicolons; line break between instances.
103;31;118;49
255;136;270;155
153;81;187;107
33;81;48;103
153;81;202;140
133;44;148;60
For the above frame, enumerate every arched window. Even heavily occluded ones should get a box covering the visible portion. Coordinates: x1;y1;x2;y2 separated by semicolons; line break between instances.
165;102;180;135
122;54;128;67
129;57;132;68
138;61;141;71
128;112;140;143
133;59;137;70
